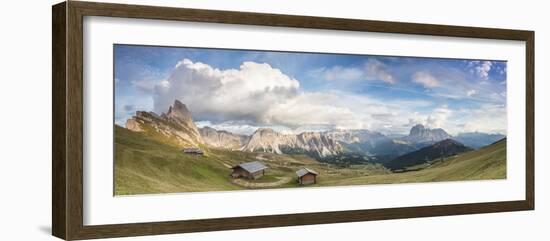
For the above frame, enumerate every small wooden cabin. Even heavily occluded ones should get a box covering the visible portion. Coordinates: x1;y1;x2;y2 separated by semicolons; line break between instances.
296;168;318;185
182;148;204;155
231;161;267;180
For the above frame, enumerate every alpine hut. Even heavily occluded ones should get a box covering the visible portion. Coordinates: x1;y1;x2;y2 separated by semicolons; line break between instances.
296;168;318;185
231;161;267;179
182;148;204;155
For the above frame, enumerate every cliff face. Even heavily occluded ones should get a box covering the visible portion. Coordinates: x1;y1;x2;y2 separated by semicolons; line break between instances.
241;128;342;157
125;100;203;147
403;124;451;143
199;126;249;150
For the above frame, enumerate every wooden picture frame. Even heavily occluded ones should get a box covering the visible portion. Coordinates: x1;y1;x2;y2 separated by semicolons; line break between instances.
52;1;534;240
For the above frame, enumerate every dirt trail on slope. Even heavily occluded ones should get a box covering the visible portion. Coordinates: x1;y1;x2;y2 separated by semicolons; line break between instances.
231;176;292;188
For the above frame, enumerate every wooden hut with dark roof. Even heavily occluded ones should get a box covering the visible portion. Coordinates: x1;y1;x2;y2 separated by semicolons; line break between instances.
230;161;267;179
296;168;318;185
182;147;204;155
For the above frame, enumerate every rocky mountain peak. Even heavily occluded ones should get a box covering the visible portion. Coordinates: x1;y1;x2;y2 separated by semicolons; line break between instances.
124;100;203;147
405;124;450;143
409;124;426;136
254;128;277;134
166;100;193;123
199;126;216;132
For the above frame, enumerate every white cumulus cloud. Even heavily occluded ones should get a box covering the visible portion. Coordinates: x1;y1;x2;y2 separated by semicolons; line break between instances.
131;79;159;92
469;60;493;80
425;106;452;128
412;71;440;88
364;59;396;84
311;60;396;85
152;59;431;133
154;59;300;124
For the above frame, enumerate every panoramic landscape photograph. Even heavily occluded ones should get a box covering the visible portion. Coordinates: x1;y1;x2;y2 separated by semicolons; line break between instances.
114;44;508;195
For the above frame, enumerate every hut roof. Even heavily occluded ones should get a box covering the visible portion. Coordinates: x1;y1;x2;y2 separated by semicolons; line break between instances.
182;148;203;153
233;161;267;173
296;168;318;177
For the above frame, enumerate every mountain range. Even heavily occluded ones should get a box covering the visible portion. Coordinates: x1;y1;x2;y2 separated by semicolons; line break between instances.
241;128;343;157
124;100;505;161
452;132;506;149
199;126;249;150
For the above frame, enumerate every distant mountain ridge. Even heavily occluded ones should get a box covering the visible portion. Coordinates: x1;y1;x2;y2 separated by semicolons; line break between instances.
123;100;505;160
199;126;249;150
241;128;343;157
452;132;506;149
385;139;473;170
123;100;343;157
324;129;388;145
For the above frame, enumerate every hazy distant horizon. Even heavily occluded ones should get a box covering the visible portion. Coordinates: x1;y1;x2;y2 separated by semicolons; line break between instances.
114;44;508;136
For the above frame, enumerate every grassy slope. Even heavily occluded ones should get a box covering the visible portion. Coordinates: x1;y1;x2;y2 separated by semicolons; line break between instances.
115;125;506;195
320;139;506;186
116;125;327;194
115;125;240;194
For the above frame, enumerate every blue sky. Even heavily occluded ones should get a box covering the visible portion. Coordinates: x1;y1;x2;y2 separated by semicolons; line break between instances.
114;44;507;135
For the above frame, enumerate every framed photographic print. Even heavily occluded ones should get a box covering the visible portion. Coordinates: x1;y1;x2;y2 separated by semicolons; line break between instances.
52;1;534;240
